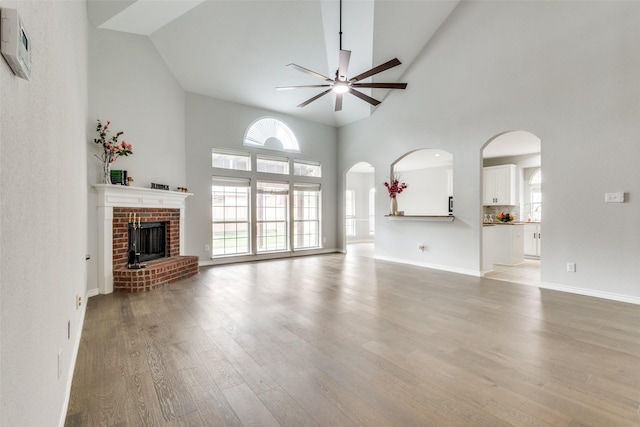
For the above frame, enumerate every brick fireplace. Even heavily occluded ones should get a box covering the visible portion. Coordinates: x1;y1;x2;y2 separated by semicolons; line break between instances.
94;185;198;293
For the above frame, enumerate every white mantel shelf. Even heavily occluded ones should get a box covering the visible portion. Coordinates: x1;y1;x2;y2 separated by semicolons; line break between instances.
385;215;455;222
93;184;193;209
93;184;193;295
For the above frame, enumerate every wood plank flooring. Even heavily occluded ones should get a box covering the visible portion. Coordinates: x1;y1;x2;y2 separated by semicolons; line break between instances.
66;251;640;426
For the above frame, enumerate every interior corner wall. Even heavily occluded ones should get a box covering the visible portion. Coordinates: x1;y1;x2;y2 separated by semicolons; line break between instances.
338;0;640;301
0;1;89;425
184;92;339;261
86;25;186;294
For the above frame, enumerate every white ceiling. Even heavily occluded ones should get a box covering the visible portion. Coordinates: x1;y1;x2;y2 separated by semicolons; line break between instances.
87;1;540;158
87;0;460;127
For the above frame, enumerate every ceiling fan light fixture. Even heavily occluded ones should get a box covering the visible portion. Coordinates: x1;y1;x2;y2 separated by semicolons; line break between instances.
332;82;349;94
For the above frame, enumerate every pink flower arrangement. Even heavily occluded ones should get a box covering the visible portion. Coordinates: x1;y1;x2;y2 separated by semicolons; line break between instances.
384;178;407;199
93;119;133;165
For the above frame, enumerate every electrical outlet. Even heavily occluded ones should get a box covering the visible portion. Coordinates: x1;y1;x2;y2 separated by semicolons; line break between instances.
418;245;425;252
567;262;576;272
76;295;82;309
204;244;210;252
604;192;624;203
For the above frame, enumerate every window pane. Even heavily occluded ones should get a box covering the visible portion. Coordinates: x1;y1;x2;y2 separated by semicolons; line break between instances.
256;181;289;252
211;180;250;257
257;156;289;175
293;161;321;177
293;186;321;250
212;149;251;171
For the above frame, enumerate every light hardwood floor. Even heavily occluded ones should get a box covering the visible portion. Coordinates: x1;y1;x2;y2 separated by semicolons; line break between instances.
66;251;640;426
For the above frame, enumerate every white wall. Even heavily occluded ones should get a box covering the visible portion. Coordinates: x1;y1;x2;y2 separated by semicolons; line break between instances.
0;1;89;425
339;1;640;301
396;166;450;216
86;26;186;294
185;93;339;261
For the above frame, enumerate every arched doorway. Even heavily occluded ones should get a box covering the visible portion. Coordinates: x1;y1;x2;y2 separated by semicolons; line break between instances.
481;130;542;285
345;162;375;256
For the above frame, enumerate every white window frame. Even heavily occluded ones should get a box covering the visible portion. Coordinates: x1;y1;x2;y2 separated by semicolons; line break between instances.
293;183;321;250
256;181;290;253
346;189;356;237
212;148;251;171
211;177;251;256
256;155;290;175
293;160;322;177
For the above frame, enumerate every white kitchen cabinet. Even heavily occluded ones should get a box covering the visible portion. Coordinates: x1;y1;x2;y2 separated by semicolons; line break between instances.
483;164;516;206
492;224;524;266
524;223;541;257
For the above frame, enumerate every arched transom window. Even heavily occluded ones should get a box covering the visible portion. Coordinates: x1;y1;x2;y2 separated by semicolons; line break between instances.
244;118;299;152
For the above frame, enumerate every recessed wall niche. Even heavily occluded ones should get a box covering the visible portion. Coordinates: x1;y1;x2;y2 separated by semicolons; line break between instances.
391;149;453;215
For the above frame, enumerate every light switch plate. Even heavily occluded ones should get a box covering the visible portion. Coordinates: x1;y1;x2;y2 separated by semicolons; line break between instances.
604;192;624;203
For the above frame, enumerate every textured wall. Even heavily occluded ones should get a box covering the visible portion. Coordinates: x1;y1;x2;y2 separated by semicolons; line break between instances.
0;1;89;425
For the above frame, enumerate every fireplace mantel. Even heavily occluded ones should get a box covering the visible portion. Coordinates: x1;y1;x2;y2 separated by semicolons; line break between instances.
93;185;193;294
94;184;192;209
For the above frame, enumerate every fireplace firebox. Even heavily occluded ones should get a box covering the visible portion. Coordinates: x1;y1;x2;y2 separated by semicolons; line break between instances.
129;222;167;263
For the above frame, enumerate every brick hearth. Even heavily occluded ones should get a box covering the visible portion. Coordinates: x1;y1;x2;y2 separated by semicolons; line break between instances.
111;207;198;292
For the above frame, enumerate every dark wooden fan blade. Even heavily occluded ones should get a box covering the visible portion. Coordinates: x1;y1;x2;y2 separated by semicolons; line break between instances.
349;89;381;106
276;84;332;90
287;64;333;82
352;82;407;89
349;58;402;83
335;93;343;111
337;50;351;81
297;89;332;108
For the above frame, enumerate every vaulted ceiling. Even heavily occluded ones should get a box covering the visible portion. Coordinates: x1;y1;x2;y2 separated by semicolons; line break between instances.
87;0;460;127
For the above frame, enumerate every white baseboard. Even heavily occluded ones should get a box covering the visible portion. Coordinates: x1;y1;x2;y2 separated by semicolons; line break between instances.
375;255;482;277
58;293;88;427
539;281;640;306
87;288;99;297
199;248;340;267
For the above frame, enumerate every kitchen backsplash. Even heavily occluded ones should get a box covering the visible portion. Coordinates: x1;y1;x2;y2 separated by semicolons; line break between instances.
483;205;519;222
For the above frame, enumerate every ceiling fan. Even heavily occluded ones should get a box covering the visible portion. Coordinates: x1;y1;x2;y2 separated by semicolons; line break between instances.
276;0;407;112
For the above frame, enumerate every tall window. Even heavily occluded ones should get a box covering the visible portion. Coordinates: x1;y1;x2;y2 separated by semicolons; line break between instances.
256;181;289;252
345;189;355;237
212;177;250;256
368;188;375;235
293;183;321;249
530;169;542;221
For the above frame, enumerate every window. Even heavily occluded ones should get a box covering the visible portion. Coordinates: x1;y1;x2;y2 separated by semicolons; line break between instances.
530;169;542;221
212;149;251;171
244;118;299;152
346;189;355;237
293;160;321;177
212;177;250;256
256;155;289;175
256;181;289;252
368;188;375;235
293;183;321;249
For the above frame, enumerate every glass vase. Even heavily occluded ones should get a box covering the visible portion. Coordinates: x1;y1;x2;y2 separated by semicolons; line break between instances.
102;162;112;184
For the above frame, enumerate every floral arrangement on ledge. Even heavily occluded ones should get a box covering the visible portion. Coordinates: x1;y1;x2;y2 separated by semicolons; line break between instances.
384;177;408;199
94;119;133;184
496;212;516;222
